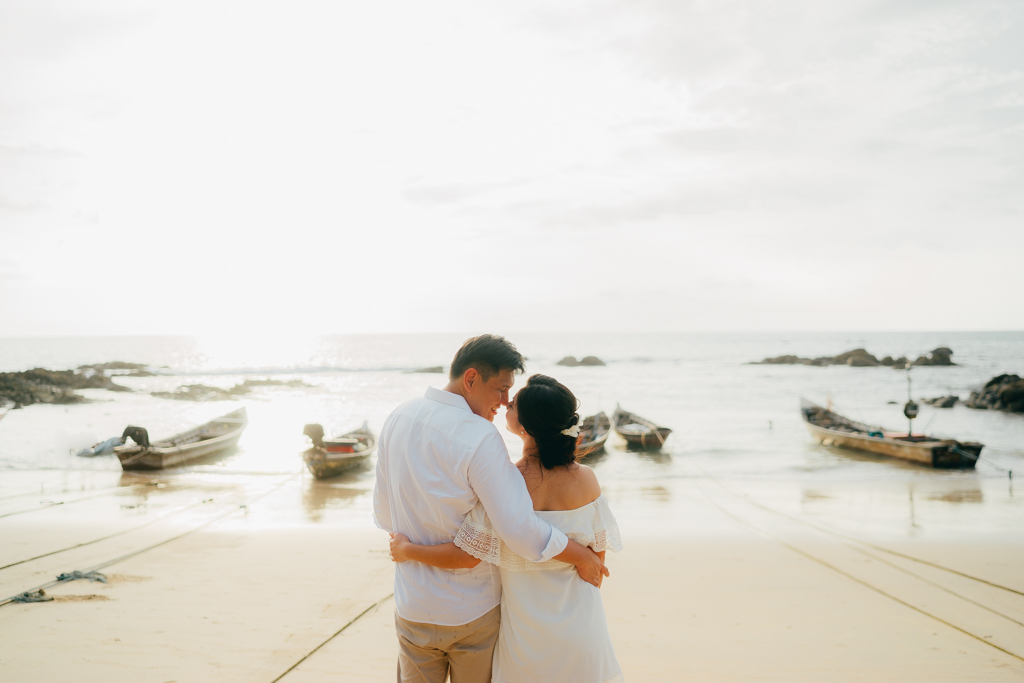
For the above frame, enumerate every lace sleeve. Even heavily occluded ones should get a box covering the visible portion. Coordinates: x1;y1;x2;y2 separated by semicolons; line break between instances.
588;496;623;553
454;505;502;566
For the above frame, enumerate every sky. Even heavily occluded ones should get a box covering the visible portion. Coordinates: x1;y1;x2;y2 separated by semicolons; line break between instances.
1;0;1022;336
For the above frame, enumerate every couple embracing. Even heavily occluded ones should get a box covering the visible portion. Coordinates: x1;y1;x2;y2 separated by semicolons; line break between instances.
374;334;624;683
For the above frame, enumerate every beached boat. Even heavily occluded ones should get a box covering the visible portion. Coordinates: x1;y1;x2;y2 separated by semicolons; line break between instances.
612;405;672;450
800;398;982;469
301;422;377;479
115;408;248;470
576;411;611;459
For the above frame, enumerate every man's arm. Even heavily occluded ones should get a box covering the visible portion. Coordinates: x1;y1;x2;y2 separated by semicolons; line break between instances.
467;432;608;587
371;418;393;532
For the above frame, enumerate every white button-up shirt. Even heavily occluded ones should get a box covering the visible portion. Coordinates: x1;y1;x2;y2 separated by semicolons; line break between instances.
373;386;569;626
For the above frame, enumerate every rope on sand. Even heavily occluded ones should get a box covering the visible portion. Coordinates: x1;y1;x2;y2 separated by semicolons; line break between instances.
689;478;1024;663
0;473;298;609
683;466;1024;663
55;570;107;584
12;590;53;603
268;594;394;683
0;493;253;572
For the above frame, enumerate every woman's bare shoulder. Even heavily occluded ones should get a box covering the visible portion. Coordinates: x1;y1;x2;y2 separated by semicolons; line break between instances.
577;463;601;490
567;463;601;506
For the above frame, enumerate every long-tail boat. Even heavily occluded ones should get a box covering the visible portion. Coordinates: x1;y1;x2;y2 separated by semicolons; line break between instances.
301;422;377;479
576;411;611;459
800;398;982;468
115;407;247;470
612;405;672;450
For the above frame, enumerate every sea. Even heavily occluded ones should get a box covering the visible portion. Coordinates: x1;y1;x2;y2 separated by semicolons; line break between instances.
2;332;1022;539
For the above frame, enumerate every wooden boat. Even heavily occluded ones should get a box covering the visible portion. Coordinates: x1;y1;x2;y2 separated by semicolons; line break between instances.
576;411;611;459
302;422;377;479
115;408;248;470
612;405;672;450
800;398;982;468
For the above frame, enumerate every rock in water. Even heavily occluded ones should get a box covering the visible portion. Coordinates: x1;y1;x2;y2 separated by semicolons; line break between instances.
751;348;950;369
556;356;606;367
839;349;881;367
0;367;132;407
913;347;956;366
922;396;959;408
965;374;1024;413
408;366;444;374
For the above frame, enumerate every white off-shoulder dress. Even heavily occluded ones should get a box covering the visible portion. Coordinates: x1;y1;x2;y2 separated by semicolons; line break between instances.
454;495;624;683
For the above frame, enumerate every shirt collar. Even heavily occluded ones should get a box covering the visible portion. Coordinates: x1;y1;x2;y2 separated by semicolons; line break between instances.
425;386;472;413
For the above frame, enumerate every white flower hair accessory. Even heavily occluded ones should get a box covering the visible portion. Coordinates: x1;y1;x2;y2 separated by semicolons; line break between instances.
561;425;581;438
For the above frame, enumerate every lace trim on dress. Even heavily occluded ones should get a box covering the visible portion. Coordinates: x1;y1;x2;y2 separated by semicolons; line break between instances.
455;496;622;572
455;523;623;572
586;520;623;553
603;672;626;683
453;521;502;566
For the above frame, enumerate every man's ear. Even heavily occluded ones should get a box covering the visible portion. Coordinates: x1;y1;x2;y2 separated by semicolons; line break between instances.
463;367;479;389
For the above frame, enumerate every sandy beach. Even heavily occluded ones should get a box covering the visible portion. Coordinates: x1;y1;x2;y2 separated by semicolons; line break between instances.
2;464;1022;682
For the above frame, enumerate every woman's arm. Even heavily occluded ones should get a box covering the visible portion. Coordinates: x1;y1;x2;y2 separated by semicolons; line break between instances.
389;532;481;569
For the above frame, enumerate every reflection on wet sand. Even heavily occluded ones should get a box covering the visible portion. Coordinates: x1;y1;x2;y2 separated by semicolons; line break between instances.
927;486;984;504
801;490;831;503
116;471;246;507
302;479;370;522
638;485;672;503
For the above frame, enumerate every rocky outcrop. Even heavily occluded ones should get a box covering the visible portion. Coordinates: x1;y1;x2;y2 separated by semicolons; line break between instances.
151;378;309;401
408;366;444;374
965;375;1024;413
556;356;606;367
752;347;954;369
922;395;959;408
912;347;955;366
77;361;157;377
754;348;880;366
0;367;132;408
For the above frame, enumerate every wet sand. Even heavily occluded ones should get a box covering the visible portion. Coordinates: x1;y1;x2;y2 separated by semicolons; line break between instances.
1;468;1022;681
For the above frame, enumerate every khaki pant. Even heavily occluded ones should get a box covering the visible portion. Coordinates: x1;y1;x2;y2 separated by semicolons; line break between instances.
395;606;500;683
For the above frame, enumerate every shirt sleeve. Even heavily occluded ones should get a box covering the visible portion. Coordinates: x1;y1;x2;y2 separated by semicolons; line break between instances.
372;416;393;533
466;431;568;562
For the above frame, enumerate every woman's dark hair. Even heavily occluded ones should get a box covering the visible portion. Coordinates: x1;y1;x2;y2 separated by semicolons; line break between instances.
514;374;580;470
449;334;526;381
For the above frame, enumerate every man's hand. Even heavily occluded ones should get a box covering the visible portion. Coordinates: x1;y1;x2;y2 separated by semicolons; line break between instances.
389;532;411;563
554;539;609;588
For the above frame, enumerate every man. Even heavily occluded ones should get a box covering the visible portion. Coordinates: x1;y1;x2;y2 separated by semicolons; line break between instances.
374;334;608;683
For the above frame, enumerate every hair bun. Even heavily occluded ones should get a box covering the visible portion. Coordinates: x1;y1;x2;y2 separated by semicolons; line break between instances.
515;374;581;470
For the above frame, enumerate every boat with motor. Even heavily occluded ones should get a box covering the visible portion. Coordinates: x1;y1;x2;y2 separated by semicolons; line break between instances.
115;407;248;470
301;421;377;479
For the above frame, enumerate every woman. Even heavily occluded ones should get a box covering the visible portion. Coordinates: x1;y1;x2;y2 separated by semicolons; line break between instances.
390;374;624;683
